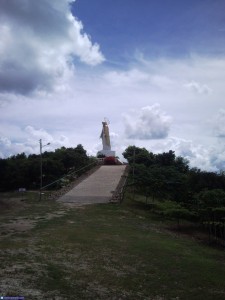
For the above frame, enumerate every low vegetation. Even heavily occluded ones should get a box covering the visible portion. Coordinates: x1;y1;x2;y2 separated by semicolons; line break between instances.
0;191;225;299
0;144;97;191
123;146;225;245
1;145;225;298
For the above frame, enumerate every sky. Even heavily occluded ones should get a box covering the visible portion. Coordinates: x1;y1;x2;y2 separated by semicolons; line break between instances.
1;0;225;171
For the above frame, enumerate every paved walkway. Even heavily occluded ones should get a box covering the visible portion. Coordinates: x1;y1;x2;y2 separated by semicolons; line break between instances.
58;165;126;205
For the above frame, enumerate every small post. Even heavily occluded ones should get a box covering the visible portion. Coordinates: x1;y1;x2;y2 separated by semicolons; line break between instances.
132;146;136;200
39;139;42;201
39;139;50;201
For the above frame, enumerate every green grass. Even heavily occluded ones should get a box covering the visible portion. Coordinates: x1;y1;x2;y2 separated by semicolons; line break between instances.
0;192;225;299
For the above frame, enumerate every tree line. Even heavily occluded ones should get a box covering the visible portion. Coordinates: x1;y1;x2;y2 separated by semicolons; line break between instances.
0;144;97;192
123;146;225;244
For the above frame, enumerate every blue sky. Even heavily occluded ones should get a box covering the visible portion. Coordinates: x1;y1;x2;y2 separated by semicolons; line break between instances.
73;0;225;62
0;0;225;171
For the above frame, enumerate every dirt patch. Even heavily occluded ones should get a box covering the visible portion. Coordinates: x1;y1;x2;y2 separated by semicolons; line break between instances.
0;208;68;238
60;202;88;209
1;219;35;233
0;197;26;213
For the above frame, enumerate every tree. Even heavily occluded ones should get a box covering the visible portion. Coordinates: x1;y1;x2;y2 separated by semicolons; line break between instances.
123;146;154;166
174;156;189;173
0;144;94;191
165;207;196;229
155;150;175;166
197;189;225;208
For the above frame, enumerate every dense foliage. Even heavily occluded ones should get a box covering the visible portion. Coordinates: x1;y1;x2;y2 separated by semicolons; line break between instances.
0;144;97;191
123;146;225;243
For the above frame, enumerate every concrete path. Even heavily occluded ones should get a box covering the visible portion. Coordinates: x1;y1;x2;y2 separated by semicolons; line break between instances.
58;165;126;205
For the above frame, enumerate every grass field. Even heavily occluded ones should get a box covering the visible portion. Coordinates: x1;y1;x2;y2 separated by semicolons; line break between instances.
0;191;225;299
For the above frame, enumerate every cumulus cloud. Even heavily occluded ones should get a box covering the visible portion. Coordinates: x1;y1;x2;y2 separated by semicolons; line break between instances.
0;125;71;158
124;104;172;140
146;135;225;172
183;80;212;94
212;109;225;137
149;137;217;171
170;139;213;170
25;126;54;143
0;0;104;95
209;145;225;171
24;126;71;151
1;53;225;171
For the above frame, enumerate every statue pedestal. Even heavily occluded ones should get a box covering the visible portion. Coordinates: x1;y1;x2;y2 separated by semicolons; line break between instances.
97;150;116;157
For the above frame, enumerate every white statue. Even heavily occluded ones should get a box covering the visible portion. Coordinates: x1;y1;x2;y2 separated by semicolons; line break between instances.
100;120;111;151
97;119;115;157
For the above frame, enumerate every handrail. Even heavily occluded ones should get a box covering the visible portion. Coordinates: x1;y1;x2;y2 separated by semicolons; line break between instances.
41;161;97;190
111;166;130;203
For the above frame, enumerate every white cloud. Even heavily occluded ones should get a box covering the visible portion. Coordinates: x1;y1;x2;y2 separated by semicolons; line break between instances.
124;104;172;140
0;135;34;158
0;126;72;158
25;126;54;143
67;13;104;66
150;75;175;90
0;0;104;95
104;69;175;91
183;80;212;94
147;137;217;172
145;134;225;172
104;69;149;87
1;52;225;171
212;109;225;138
209;144;225;171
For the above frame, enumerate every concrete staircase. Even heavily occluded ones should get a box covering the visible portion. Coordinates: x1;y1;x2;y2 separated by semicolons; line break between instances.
58;165;127;205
